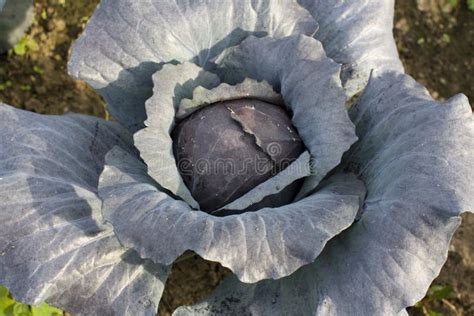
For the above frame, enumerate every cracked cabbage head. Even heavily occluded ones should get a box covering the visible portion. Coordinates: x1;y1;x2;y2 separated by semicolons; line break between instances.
0;1;473;315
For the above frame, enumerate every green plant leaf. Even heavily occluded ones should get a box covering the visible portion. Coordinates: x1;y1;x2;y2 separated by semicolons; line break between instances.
442;33;451;43
448;0;459;7
468;0;474;11
0;289;15;316
12;37;39;56
40;8;48;20
427;308;443;316
30;304;62;316
5;302;30;316
0;287;8;299
33;66;44;75
0;81;12;91
427;284;453;301
0;287;62;316
12;39;27;56
414;301;424;308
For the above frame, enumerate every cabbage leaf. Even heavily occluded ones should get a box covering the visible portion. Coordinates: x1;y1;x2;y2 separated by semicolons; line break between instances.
0;104;169;315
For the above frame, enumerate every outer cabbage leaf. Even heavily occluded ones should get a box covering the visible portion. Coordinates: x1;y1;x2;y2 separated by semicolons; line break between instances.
0;104;169;315
134;62;220;208
174;73;474;315
298;0;404;96
217;35;358;198
99;147;365;283
68;0;318;132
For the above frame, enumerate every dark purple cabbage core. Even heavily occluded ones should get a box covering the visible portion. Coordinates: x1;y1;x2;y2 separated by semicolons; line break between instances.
172;99;305;214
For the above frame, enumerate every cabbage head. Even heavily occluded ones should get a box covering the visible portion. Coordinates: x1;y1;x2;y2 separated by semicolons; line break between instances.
0;1;473;315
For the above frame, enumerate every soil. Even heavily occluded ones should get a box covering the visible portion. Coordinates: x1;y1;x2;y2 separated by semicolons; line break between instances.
395;0;474;109
0;0;105;118
0;0;472;315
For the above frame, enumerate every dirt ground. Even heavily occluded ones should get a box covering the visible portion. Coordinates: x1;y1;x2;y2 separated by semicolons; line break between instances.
0;0;105;118
0;0;472;315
